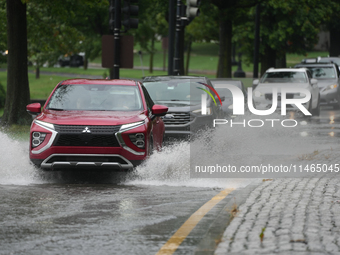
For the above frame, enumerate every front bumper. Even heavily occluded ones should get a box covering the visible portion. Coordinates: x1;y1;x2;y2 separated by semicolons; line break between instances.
163;113;215;140
30;121;147;170
31;153;142;171
320;89;339;106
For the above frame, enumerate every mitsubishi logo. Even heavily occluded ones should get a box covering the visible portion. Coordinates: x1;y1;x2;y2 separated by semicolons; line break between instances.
82;127;91;133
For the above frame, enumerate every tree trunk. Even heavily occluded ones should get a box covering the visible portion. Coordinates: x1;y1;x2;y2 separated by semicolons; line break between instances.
179;28;185;75
84;57;88;70
217;10;232;78
185;38;192;75
275;52;286;68
149;36;155;73
260;45;276;76
330;26;340;57
35;60;40;79
2;0;31;125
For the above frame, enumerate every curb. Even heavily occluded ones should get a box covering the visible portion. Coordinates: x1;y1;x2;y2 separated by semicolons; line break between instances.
194;182;262;255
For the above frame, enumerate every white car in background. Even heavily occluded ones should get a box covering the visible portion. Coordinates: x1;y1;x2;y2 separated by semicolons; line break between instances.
252;68;320;116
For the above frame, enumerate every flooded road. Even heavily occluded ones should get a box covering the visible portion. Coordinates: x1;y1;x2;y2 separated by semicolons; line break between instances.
0;106;340;254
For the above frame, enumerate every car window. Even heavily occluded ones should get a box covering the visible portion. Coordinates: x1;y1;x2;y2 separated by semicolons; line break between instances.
261;72;307;83
306;70;312;79
215;88;233;98
141;85;154;112
306;67;336;79
143;80;211;103
47;84;143;111
320;58;340;66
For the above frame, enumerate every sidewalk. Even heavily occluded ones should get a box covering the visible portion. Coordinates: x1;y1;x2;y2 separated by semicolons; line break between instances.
215;178;340;254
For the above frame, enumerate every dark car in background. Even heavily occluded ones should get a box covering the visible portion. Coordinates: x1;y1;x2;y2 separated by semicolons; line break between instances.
142;76;223;140
210;79;247;117
58;53;84;67
295;62;340;109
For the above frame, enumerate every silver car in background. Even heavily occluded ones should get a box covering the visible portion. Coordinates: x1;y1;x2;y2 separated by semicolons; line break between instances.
295;63;340;109
252;68;320;116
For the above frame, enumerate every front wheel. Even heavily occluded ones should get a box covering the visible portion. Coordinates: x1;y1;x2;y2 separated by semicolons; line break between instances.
333;95;340;109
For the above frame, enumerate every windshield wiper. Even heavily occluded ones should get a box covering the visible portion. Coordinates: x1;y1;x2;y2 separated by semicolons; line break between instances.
47;108;64;111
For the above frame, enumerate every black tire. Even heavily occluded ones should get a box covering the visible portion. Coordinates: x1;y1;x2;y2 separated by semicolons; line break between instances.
333;95;340;109
311;95;320;116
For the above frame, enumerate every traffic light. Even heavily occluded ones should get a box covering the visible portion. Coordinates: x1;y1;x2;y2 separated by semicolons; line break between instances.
186;0;200;18
122;0;139;31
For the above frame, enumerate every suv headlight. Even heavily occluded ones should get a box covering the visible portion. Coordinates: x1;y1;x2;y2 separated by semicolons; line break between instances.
324;84;338;91
129;133;145;149
120;121;145;132
32;132;47;148
34;120;55;130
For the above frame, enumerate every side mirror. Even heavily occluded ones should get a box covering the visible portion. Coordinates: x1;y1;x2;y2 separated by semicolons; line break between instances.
26;103;41;116
151;104;168;117
311;78;318;85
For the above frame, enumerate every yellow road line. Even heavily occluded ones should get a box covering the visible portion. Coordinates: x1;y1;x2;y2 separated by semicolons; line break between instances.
156;188;234;255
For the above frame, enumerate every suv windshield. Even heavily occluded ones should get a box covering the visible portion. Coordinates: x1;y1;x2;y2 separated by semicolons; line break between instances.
143;80;211;103
304;66;336;79
47;84;143;111
261;71;307;83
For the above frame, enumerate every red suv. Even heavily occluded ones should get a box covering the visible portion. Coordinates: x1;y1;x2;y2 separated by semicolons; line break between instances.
26;79;168;171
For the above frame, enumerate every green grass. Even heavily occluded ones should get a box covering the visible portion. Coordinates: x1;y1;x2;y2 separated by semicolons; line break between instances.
0;42;329;120
0;124;30;141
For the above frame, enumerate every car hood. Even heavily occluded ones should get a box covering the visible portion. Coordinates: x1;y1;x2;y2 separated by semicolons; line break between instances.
36;110;146;126
315;79;338;87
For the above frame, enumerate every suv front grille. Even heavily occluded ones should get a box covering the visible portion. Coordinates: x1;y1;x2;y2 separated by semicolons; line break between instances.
54;125;121;134
53;125;121;147
162;112;192;125
265;93;294;100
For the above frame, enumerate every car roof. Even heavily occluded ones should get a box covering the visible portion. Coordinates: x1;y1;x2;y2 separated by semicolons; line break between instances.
266;68;306;73
210;78;242;83
142;75;208;82
295;63;337;68
60;78;137;86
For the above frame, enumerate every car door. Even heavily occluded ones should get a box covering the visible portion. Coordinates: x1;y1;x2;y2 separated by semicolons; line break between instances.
306;70;318;107
141;84;164;148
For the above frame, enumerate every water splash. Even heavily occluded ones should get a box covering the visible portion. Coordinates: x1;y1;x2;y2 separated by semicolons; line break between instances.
128;113;340;186
0;131;40;185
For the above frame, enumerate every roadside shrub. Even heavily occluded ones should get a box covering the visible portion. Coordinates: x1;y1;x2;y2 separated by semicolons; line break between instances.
0;82;5;109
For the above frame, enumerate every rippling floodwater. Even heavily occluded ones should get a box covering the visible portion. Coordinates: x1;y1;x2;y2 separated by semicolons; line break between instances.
0;107;340;254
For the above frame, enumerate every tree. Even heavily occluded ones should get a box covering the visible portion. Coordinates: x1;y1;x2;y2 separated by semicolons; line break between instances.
133;0;168;73
328;0;340;56
185;4;219;75
2;0;31;125
210;0;260;78
2;0;108;125
232;0;335;76
0;0;6;65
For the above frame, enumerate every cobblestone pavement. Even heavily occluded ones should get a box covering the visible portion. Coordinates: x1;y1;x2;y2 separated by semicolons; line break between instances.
215;178;340;254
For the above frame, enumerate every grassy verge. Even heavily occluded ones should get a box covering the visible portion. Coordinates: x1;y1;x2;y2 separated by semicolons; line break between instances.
0;124;30;141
